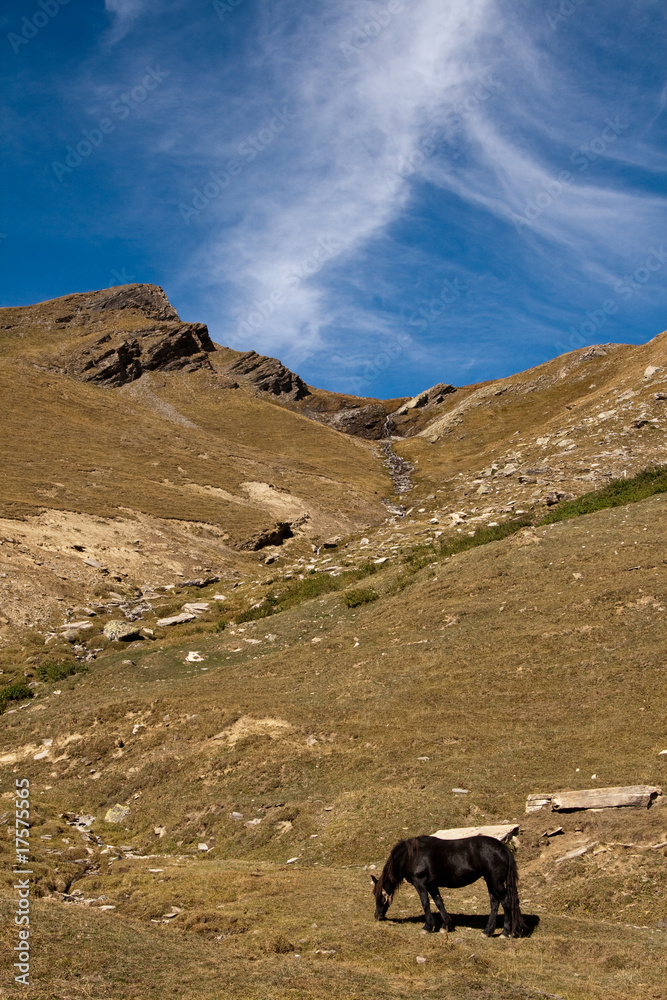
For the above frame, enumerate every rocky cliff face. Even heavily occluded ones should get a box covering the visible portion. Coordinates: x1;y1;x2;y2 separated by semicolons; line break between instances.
223;350;311;401
46;284;217;387
66;321;215;387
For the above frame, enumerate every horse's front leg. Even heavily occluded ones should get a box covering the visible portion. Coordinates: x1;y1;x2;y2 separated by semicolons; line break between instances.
413;879;436;932
428;884;453;932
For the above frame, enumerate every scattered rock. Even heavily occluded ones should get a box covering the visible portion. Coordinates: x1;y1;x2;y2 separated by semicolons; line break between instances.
104;804;130;824
555;845;592;863
62;812;95;830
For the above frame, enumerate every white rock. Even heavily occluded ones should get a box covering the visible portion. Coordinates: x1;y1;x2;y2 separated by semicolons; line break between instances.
182;602;210;613
157;613;196;627
644;365;660;379
186;651;204;662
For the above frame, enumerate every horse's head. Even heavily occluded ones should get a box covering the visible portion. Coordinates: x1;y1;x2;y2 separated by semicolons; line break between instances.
370;874;393;920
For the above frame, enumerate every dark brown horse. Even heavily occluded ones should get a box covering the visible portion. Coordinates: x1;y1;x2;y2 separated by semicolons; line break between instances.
371;835;525;936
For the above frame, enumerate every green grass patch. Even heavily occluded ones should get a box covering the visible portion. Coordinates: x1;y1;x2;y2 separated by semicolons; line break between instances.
0;681;33;713
36;660;87;683
541;465;667;524
343;587;379;608
402;517;532;577
229;562;379;623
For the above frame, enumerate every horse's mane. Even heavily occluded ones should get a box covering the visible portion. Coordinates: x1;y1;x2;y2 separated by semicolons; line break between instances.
377;837;419;899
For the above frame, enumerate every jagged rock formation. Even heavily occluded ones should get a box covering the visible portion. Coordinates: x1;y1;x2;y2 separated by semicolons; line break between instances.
65;321;215;387
88;284;180;322
223;351;311;401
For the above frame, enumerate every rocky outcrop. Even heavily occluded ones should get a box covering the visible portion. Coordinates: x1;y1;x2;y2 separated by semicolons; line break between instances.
324;402;394;439
235;521;294;551
392;382;455;416
66;322;215;387
89;284;180;322
223;351;311;400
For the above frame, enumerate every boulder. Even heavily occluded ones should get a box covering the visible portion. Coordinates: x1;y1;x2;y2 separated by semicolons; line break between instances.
104;804;130;824
103;621;142;641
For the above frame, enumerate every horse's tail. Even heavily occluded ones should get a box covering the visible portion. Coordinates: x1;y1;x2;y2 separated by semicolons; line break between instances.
506;850;525;937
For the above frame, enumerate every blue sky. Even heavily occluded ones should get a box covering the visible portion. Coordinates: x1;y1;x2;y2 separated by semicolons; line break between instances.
2;0;666;398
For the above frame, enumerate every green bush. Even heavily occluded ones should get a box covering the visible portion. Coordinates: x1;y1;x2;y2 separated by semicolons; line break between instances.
343;587;379;608
0;682;33;713
37;661;85;683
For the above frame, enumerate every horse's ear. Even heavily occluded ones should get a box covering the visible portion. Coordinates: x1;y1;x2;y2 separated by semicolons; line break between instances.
370;874;378;886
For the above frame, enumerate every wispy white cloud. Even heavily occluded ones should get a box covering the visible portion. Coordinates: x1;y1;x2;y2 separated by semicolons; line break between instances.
104;0;148;44
180;0;499;362
171;0;665;385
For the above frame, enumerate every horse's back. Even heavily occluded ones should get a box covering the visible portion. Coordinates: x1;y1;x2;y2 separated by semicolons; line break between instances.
419;835;511;878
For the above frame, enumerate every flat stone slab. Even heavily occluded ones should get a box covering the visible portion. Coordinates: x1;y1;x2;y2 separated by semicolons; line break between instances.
527;785;662;812
432;823;519;843
552;785;662;811
157;613;196;627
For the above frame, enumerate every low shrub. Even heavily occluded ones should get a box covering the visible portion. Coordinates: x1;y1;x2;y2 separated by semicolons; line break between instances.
343;587;379;608
0;682;33;713
37;661;85;683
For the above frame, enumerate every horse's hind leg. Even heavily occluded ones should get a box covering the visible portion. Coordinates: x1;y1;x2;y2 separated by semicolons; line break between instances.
484;891;501;936
428;884;453;932
414;879;436;932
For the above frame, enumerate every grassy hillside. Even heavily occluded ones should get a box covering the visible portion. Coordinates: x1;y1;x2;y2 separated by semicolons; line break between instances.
1;492;665;999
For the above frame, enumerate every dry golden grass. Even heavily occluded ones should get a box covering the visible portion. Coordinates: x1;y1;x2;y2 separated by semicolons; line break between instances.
1;495;666;998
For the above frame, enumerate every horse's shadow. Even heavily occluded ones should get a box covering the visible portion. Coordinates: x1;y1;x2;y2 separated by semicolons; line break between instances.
387;912;540;937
